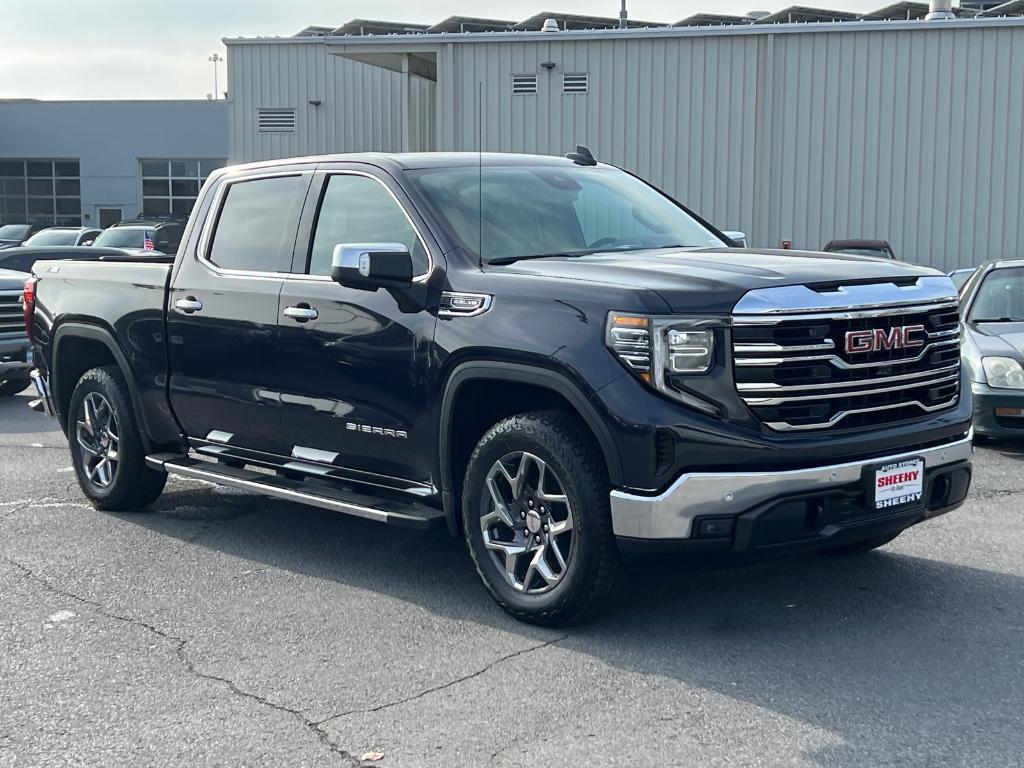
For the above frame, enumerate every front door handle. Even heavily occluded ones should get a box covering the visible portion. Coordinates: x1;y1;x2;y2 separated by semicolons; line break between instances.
283;304;319;322
175;297;203;314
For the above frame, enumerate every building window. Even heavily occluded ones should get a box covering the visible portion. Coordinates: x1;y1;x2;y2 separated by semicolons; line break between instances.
140;158;225;217
562;74;589;94
512;75;538;94
0;158;81;226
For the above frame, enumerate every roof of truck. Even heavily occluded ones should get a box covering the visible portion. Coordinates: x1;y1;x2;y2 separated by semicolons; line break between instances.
216;152;600;178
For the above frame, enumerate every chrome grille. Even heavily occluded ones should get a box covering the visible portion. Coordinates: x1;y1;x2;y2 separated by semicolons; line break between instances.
733;301;961;431
0;290;24;336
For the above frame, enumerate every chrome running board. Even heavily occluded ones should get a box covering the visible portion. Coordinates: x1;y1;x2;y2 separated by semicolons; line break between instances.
145;453;444;530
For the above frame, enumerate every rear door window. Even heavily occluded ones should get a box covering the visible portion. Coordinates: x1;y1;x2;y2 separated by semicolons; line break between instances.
207;175;303;273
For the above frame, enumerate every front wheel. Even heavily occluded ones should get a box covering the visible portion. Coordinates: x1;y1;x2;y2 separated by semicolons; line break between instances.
68;366;166;511
462;410;621;626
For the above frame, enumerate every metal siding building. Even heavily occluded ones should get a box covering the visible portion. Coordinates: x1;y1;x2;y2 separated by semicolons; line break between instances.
226;18;1024;270
227;42;436;162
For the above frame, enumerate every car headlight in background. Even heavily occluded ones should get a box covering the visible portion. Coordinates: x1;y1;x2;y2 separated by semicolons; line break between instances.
982;357;1024;389
606;313;719;413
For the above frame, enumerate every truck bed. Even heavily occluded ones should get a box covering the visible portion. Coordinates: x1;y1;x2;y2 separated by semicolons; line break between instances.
32;259;177;443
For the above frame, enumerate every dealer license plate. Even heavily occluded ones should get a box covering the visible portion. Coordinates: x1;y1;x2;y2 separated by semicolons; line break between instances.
873;458;925;511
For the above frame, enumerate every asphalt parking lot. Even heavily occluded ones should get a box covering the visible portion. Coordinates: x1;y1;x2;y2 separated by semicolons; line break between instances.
1;388;1022;768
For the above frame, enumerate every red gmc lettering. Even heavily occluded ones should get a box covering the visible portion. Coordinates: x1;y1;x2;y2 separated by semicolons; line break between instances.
873;327;902;351
846;324;925;354
846;330;875;353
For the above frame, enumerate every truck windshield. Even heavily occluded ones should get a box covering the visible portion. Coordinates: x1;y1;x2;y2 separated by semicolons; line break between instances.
93;228;149;249
407;165;726;264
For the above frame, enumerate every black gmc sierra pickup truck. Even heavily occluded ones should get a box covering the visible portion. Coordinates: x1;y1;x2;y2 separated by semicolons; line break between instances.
26;151;974;624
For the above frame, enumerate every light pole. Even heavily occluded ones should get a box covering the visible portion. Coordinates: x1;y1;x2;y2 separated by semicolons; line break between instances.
208;53;223;99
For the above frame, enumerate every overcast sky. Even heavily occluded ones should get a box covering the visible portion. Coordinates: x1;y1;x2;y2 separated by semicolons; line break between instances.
2;0;886;100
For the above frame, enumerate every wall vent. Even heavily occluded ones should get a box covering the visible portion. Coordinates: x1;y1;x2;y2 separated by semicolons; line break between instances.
512;75;538;94
562;74;589;94
257;108;297;132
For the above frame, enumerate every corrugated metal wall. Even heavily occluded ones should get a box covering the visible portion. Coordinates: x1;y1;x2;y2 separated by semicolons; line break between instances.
227;42;435;162
755;25;1024;270
229;22;1024;269
438;36;760;247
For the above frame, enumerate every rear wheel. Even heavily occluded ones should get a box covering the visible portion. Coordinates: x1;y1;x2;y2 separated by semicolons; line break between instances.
825;530;902;555
68;366;166;511
0;377;30;397
462;410;621;625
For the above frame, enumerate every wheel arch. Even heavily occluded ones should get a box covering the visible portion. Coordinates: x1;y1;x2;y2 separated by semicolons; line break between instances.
51;322;153;452
438;361;623;536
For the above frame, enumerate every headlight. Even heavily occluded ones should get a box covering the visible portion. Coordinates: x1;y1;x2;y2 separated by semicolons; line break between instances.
664;327;714;373
982;357;1024;389
606;312;719;412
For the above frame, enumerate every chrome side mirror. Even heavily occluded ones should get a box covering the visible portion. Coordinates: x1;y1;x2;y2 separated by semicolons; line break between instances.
723;230;747;248
330;243;414;287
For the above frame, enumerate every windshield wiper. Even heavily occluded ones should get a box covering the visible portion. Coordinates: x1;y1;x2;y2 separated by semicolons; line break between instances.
488;251;594;266
973;317;1024;323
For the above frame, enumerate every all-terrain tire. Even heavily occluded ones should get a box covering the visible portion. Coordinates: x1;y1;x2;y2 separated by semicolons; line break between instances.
462;410;622;626
68;366;166;511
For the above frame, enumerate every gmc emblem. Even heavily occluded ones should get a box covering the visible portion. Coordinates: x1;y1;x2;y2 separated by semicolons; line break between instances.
845;324;925;354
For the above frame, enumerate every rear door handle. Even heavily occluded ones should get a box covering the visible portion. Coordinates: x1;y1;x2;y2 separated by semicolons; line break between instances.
175;297;203;314
283;304;319;322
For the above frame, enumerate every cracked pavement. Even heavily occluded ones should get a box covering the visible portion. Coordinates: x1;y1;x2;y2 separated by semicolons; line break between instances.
1;389;1023;767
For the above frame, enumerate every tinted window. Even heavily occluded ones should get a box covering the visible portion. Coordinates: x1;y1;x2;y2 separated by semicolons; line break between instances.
156;224;183;250
93;228;149;248
208;176;301;272
308;174;425;276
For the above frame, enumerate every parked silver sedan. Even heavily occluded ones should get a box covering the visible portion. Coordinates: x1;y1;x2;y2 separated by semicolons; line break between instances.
958;260;1024;438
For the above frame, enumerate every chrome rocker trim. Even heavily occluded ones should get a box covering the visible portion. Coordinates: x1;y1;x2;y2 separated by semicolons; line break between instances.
609;432;973;540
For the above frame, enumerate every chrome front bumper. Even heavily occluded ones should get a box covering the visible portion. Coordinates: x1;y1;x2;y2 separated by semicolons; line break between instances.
610;432;974;540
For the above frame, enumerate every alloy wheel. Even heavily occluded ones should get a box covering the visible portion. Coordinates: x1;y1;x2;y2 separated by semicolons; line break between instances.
76;392;120;488
481;451;575;594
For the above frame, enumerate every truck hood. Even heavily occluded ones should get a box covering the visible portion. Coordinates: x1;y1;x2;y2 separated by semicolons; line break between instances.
498;247;940;313
0;267;29;290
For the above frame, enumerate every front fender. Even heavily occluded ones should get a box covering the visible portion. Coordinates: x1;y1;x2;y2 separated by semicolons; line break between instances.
436;359;625;533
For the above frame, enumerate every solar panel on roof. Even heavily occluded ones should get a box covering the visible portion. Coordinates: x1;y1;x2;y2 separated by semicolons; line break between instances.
756;5;860;23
